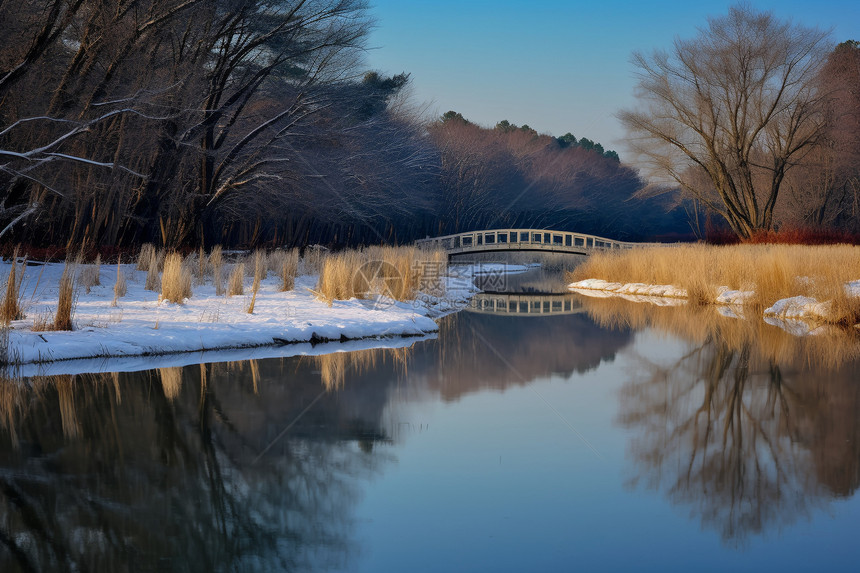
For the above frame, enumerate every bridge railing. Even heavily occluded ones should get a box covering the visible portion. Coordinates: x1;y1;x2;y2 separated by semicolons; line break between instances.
415;228;648;253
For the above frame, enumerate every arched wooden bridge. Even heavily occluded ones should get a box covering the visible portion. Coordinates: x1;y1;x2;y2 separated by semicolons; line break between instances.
466;293;586;317
416;228;645;256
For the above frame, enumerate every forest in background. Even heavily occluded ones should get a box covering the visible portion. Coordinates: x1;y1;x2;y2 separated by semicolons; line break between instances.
0;0;689;250
0;1;856;251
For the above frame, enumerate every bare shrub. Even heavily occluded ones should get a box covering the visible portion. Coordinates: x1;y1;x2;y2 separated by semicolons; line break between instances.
228;264;244;296
161;252;192;304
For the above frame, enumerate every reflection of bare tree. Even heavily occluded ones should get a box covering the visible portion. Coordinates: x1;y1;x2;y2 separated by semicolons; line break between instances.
0;361;393;572
620;330;860;544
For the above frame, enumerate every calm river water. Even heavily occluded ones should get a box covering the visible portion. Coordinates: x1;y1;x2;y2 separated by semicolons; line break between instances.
1;268;860;572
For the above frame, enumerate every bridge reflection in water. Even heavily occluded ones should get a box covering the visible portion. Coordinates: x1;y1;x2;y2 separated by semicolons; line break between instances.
466;292;585;317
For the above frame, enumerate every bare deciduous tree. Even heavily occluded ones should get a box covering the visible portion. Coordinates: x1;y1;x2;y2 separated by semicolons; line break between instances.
619;4;832;238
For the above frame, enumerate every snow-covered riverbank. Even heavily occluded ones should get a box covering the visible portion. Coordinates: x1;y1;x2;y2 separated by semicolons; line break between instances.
2;261;531;369
569;278;860;329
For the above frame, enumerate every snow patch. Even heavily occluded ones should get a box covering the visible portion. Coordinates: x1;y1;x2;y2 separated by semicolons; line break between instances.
1;260;490;367
764;296;831;320
568;279;687;298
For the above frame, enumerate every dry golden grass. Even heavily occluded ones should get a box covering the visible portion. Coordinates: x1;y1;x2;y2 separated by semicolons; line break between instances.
246;252;264;314
316;250;363;305
161;252;192;304
568;244;860;321
136;243;156;271
112;256;127;307
228;263;244;296
314;246;447;306
1;249;25;325
301;246;327;275
49;256;79;331
144;248;160;291
272;248;299;292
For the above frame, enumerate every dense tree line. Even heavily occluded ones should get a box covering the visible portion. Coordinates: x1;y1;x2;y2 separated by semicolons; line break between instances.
0;0;689;250
428;112;687;240
0;0;427;248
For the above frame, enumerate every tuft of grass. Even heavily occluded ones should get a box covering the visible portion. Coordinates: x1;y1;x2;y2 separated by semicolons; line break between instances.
315;251;362;305
314;246;447;306
247;252;265;314
161;252;192;304
228;263;244;296
568;244;860;322
272;248;299;292
1;248;26;326
137;244;155;271
144;247;160;291
52;256;79;331
300;246;327;275
112;256;127;307
247;250;267;279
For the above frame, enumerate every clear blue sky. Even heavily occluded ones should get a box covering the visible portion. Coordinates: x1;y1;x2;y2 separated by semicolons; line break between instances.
365;0;860;155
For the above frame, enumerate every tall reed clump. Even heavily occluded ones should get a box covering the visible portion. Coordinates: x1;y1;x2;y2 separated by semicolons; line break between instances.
247;251;265;313
315;250;363;305
315;246;441;306
210;246;224;296
1;248;26;325
161;252;192;304
52;256;79;331
270;248;299;291
136;244;155;271
112;256;127;307
568;244;860;322
143;246;162;292
228;263;244;296
301;246;327;275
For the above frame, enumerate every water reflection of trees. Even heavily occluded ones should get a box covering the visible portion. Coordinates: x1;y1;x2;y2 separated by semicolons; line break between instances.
430;311;632;400
583;296;860;544
0;361;393;572
312;310;634;401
